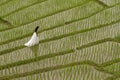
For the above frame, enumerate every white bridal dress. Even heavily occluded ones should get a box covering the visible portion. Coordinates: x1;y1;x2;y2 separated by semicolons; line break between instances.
24;32;39;47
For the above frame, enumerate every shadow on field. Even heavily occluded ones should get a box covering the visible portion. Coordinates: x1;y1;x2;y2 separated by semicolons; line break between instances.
30;44;39;57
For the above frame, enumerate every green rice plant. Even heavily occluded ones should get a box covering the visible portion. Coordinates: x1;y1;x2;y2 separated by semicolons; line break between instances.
0;0;120;80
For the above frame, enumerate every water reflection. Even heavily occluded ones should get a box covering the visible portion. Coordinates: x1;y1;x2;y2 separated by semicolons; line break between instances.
30;44;39;57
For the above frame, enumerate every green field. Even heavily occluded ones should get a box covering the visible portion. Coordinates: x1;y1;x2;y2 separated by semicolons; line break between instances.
0;0;120;80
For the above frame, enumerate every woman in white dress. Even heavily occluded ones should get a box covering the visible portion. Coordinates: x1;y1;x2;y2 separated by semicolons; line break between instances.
24;26;39;47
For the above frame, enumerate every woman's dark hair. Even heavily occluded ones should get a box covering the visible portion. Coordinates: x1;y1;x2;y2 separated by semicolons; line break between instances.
34;26;39;32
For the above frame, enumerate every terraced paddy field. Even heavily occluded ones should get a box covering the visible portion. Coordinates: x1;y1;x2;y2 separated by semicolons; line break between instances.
0;0;120;80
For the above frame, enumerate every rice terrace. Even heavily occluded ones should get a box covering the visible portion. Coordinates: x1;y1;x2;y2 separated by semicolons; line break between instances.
0;0;120;80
